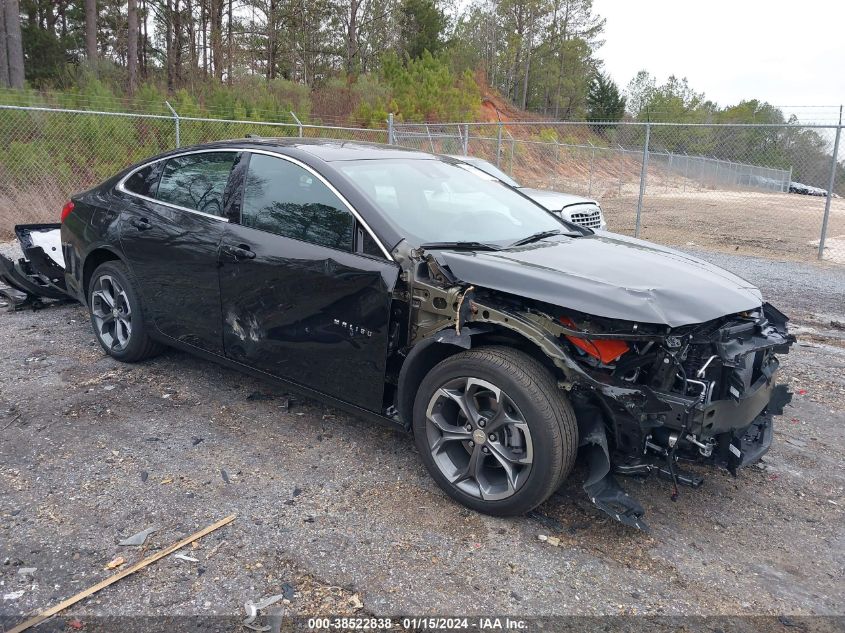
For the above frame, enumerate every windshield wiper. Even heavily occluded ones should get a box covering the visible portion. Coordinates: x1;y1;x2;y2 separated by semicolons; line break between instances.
419;241;503;251
509;229;567;247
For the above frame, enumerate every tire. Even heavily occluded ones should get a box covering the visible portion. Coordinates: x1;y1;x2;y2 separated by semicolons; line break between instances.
413;346;578;516
88;260;164;362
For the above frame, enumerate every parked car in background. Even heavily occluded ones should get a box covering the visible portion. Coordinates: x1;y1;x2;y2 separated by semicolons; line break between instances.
789;181;829;197
449;155;607;230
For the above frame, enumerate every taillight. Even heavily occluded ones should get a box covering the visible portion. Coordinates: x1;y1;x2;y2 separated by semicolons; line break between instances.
61;200;75;222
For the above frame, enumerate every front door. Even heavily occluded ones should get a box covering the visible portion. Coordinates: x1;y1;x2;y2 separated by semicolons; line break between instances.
118;151;238;355
218;152;399;411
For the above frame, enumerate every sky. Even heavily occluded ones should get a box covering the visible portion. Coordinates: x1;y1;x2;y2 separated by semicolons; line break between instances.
591;0;845;125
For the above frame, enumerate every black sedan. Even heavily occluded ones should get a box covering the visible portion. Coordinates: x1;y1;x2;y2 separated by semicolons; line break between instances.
56;139;794;529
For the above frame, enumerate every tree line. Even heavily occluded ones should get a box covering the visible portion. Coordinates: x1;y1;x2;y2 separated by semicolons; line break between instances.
0;0;840;191
0;0;620;123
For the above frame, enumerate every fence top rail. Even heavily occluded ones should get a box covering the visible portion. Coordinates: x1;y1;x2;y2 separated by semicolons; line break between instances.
394;119;845;130
5;103;833;132
177;115;384;134
393;130;790;173
0;103;386;135
0;103;176;120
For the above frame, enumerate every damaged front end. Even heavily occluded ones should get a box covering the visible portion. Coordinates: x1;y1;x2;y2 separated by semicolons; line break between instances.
0;224;74;310
404;248;795;530
559;303;795;530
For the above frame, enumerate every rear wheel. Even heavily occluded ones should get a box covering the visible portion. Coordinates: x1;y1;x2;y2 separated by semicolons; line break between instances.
88;261;163;362
413;346;577;516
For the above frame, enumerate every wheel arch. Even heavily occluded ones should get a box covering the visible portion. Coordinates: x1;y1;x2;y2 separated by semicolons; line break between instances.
397;324;565;432
82;247;126;302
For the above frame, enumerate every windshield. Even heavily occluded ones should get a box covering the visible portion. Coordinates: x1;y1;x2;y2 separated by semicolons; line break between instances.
462;158;521;188
336;158;573;246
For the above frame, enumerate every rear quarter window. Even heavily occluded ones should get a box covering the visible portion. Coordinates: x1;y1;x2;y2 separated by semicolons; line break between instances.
122;165;160;197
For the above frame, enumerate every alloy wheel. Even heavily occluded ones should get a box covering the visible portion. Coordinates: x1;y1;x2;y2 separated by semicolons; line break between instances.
425;376;534;500
91;274;133;352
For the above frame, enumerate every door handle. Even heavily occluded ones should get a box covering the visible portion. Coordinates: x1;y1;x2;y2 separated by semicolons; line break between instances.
131;217;152;231
225;244;256;260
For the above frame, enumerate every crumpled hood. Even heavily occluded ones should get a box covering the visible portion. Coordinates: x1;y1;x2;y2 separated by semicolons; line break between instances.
433;233;763;327
519;188;598;211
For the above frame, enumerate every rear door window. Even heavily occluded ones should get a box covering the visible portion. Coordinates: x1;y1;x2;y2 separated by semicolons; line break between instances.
156;152;237;217
241;153;354;252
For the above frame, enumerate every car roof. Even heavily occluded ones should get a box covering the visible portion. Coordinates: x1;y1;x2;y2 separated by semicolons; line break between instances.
448;154;484;164
182;137;438;162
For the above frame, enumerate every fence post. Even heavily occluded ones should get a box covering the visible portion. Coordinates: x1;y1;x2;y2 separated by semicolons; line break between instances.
425;124;435;152
588;142;595;196
668;151;673;192
496;122;503;167
785;166;793;193
635;123;650;238
818;105;843;259
387;113;394;145
510;136;515;175
462;124;469;155
290;111;303;138
165;100;180;148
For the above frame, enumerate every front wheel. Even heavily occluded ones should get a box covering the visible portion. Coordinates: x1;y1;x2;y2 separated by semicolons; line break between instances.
413;346;578;516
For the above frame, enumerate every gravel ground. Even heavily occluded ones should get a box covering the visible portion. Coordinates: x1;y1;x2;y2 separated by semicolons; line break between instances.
1;245;844;628
687;250;845;324
0;239;21;260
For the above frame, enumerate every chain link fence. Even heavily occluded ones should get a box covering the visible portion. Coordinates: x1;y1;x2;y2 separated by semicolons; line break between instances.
0;103;842;263
392;120;845;263
0;103;386;237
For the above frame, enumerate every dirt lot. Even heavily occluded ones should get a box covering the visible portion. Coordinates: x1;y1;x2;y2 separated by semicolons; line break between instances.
515;155;845;264
602;190;845;265
1;254;844;629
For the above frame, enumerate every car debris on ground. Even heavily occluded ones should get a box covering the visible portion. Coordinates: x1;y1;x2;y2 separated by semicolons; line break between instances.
4;514;236;633
117;526;159;547
243;593;286;632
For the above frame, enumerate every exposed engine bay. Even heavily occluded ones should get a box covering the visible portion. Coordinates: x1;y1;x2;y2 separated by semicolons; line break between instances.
398;246;795;530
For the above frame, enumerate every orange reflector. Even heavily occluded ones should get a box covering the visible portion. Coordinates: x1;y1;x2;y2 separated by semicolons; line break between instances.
560;317;629;364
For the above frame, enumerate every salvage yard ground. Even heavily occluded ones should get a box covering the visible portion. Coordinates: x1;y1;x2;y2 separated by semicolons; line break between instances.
1;249;844;625
597;190;845;264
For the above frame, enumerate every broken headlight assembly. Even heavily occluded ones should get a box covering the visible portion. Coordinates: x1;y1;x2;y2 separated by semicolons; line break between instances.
553;304;794;530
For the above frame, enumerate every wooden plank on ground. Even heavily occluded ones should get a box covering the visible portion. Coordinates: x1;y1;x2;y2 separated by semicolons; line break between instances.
6;513;237;633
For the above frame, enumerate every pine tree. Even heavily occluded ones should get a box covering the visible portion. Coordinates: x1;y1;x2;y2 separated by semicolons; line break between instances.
586;71;625;121
399;0;445;61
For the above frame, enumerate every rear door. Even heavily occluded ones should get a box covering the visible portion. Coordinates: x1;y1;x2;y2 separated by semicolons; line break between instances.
118;150;239;355
219;151;399;411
